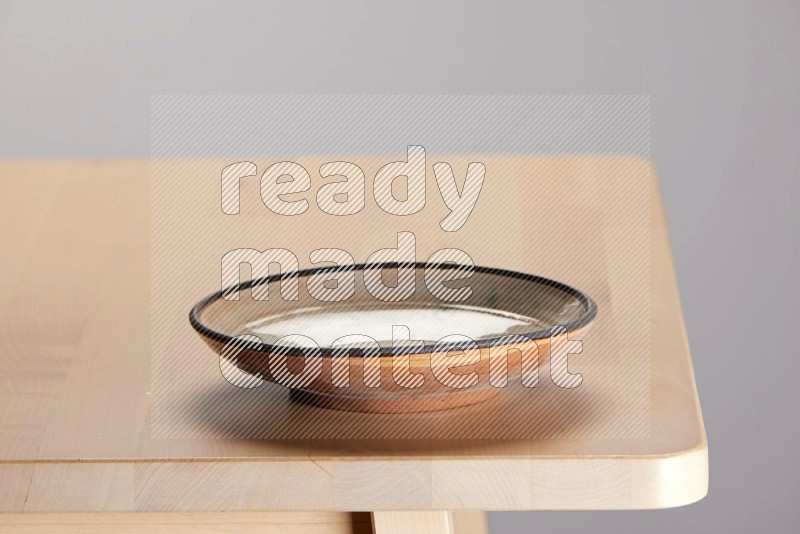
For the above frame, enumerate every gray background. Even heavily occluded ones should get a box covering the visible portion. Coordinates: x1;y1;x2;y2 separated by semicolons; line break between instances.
1;1;798;532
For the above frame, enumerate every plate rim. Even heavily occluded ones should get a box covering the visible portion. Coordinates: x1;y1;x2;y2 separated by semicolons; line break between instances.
189;262;598;356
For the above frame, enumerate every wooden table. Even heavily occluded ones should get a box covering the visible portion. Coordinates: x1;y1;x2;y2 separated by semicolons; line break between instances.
0;158;707;532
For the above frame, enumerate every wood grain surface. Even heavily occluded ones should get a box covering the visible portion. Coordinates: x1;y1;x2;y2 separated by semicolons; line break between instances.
0;158;707;515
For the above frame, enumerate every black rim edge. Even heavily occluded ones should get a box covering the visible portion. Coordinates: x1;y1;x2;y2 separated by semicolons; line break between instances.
189;262;598;357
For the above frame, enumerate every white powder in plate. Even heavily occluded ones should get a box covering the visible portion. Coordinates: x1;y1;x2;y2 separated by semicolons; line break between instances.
243;304;546;348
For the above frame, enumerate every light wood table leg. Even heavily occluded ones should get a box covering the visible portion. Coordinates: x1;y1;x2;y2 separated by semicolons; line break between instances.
371;511;454;534
452;511;490;534
370;511;488;534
